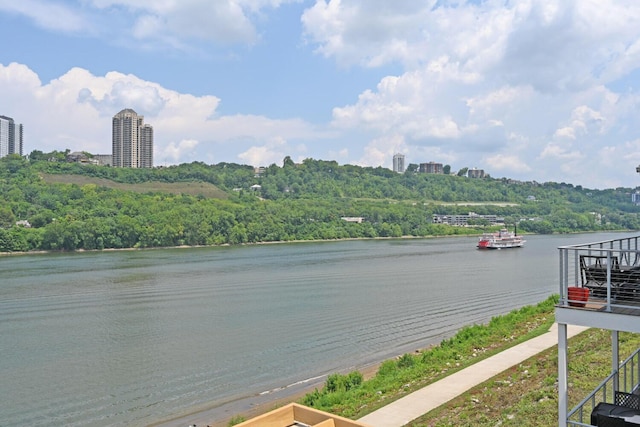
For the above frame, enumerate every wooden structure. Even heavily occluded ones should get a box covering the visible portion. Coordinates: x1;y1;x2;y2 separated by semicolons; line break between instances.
233;403;371;427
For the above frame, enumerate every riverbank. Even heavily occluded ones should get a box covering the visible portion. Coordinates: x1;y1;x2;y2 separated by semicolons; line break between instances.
152;362;383;427
0;233;474;257
155;297;558;427
3;228;628;258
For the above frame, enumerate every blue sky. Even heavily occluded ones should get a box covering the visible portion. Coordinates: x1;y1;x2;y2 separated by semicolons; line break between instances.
2;0;640;189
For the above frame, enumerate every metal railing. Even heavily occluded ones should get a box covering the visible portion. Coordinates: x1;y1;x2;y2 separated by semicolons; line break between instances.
558;235;640;313
567;347;640;426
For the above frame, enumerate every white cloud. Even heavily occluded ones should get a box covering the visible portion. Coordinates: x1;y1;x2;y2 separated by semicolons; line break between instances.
302;0;515;71
0;62;41;94
484;153;532;175
331;69;467;140
356;134;406;168
328;148;349;161
77;71;170;117
302;0;437;68
466;86;535;119
308;0;640;188
161;139;200;164
2;0;299;49
88;0;300;47
0;0;88;32
553;105;606;140
238;137;288;167
539;142;583;161
302;1;640;88
130;2;257;45
0;63;318;165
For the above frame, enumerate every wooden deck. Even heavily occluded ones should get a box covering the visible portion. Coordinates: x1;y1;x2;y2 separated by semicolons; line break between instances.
572;299;640;316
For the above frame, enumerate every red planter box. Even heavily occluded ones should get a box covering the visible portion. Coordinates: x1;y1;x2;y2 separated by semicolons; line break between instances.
568;286;590;307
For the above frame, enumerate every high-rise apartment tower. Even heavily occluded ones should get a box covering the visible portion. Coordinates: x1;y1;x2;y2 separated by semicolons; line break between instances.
112;109;153;168
0;115;23;158
393;153;405;173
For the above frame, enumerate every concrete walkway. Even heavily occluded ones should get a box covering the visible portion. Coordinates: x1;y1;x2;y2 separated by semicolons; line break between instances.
358;324;589;427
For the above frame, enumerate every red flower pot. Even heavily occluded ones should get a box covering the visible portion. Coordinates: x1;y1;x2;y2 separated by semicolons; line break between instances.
568;286;590;307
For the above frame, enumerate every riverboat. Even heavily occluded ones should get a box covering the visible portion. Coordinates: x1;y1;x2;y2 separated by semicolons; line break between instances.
477;228;525;249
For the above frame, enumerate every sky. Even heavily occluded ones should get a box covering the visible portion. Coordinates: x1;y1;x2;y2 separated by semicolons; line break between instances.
2;0;640;189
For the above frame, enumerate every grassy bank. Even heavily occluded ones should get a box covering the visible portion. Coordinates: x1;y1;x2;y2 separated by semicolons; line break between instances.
281;295;639;427
223;296;640;427
39;173;229;198
297;297;559;419
408;328;640;427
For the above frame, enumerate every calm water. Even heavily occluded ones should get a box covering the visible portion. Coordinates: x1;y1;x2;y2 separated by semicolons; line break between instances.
0;233;627;426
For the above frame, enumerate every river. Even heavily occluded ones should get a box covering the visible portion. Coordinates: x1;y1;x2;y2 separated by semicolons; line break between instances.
0;232;627;426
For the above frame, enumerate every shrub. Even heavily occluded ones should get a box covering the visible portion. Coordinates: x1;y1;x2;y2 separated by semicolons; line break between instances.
346;371;363;389
377;360;397;377
397;353;416;369
301;389;322;406
228;415;246;426
326;371;364;393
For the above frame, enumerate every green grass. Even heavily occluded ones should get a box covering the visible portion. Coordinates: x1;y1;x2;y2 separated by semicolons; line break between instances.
409;328;640;427
299;297;559;419
293;294;639;427
225;296;639;427
40;173;229;199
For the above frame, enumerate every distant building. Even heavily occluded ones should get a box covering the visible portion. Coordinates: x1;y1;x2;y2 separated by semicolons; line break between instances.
633;191;640;206
112;109;153;168
341;217;365;223
0;115;23;158
66;151;99;165
419;162;443;174
468;168;485;178
94;154;113;166
393;153;405;173
432;213;504;226
139;124;153;168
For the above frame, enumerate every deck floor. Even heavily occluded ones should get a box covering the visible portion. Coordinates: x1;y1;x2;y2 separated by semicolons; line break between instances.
577;299;640;316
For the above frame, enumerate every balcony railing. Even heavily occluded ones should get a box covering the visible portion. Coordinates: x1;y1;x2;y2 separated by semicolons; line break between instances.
567;347;640;426
558;235;640;314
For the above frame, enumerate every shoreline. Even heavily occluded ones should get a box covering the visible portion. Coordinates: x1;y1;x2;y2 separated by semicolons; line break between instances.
154;297;553;427
150;357;395;427
151;294;558;427
3;229;627;258
0;234;475;257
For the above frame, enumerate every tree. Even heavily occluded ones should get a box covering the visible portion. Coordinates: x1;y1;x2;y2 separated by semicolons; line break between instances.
443;164;451;175
0;206;16;228
467;217;490;227
0;229;14;251
3;155;640;251
283;156;295;168
0;154;27;174
457;167;469;177
28;150;45;161
404;163;419;174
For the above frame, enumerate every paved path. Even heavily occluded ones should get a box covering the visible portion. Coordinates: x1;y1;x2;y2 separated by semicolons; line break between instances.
358;324;589;427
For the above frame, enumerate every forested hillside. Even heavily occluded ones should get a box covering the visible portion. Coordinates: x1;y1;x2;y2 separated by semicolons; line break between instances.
1;154;639;252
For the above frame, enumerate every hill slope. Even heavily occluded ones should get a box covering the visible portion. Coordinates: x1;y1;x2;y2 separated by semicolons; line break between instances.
1;155;639;252
40;173;228;199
